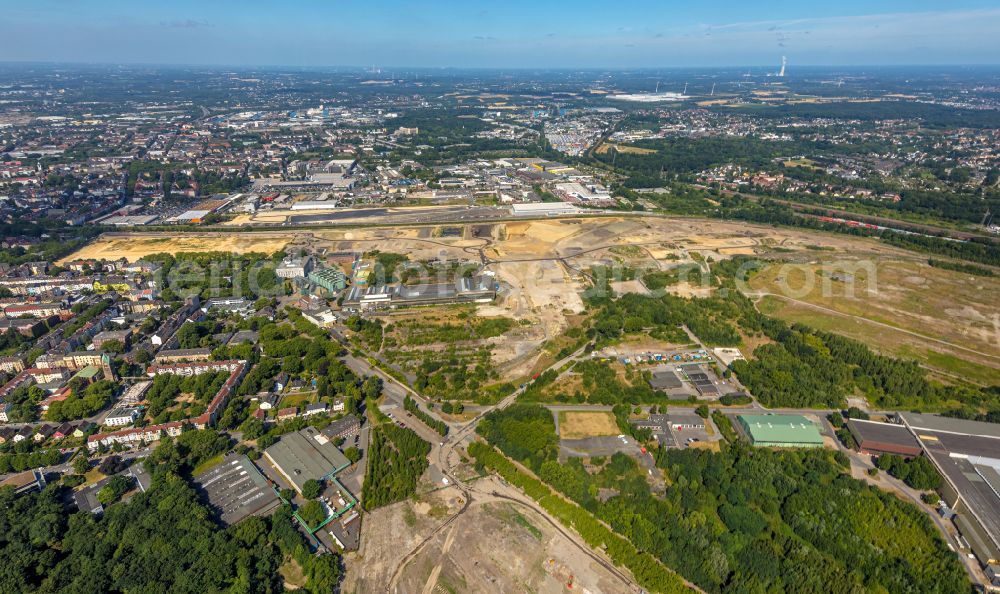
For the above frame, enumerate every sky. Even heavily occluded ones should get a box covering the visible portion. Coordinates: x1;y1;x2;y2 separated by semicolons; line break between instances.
1;0;998;68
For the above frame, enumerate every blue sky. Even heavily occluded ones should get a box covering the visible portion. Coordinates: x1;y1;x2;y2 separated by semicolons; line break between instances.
1;0;998;68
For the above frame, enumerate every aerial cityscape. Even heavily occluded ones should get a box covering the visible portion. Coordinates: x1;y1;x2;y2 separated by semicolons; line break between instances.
0;2;998;594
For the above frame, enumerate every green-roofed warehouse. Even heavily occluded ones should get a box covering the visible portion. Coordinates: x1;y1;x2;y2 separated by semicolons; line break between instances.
737;414;824;448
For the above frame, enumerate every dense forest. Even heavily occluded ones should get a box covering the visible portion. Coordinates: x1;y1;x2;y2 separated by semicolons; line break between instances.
731;315;1000;412
361;422;430;510
0;459;340;593
722;100;1000;129
585;289;742;348
476;404;968;594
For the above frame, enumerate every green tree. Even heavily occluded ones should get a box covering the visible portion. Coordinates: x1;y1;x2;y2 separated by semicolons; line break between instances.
298;500;327;527
73;453;90;475
101;339;125;354
97;474;134;506
305;554;343;594
362;376;383;400
239;416;265;440
302;479;322;500
133;349;152;365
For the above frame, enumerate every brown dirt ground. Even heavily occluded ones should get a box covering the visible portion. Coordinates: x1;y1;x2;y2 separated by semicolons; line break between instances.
59;234;291;263
395;494;629;594
559;411;621;439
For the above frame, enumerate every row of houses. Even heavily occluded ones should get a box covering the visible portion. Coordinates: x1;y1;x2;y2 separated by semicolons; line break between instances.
0;276;95;296
0;370;36;422
150;297;202;348
0;420;96;444
35;350;110;372
86;360;248;450
1;302;72;320
86;421;184;451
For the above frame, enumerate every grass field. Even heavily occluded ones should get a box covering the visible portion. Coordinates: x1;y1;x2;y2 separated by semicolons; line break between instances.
757;295;999;386
595;143;656;155
278;559;307;589
277;391;316;409
557;411;620;439
782;158;821;169
191;453;225;476
747;258;999;361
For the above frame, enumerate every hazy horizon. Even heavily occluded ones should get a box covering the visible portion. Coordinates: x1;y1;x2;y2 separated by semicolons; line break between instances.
1;1;998;68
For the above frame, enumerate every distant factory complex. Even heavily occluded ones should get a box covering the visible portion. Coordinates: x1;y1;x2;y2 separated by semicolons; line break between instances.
344;274;497;310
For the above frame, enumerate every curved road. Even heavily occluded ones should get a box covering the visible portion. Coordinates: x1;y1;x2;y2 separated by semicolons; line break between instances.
383;345;695;594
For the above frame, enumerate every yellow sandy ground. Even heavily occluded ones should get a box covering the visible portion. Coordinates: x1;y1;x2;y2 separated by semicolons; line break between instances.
59;235;291;263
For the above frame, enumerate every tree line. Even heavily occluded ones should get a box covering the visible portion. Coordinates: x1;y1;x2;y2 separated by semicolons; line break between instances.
403;395;448;436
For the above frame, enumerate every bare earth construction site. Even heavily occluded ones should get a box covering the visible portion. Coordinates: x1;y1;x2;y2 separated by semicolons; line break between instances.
66;214;1000;391
52;212;1000;592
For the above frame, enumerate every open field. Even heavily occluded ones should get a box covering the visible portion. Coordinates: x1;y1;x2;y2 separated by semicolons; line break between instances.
757;296;1000;386
346;478;632;594
59;233;290;263
341;487;466;593
394;494;630;594
782;157;821;169
558;411;620;439
595;142;656;155
749;257;1000;383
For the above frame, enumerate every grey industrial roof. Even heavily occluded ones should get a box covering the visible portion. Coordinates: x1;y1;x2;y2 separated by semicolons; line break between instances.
899;412;1000;440
847;419;922;448
322;414;361;438
978;463;1000;496
649;370;682;390
193;454;280;526
73;484;104;515
157;348;212;358
921;439;1000;562
695;383;720;396
264;426;350;493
